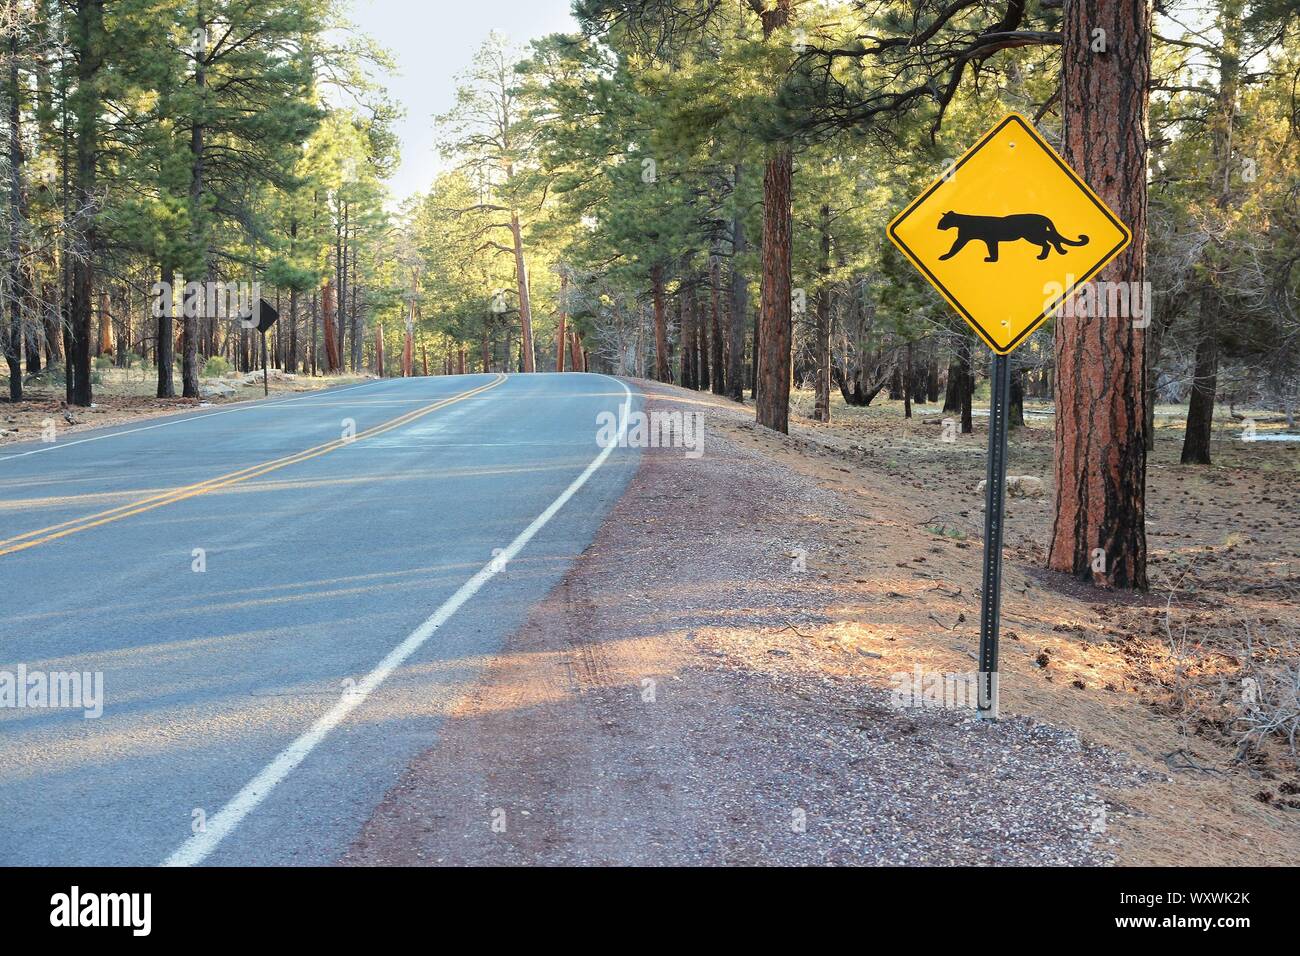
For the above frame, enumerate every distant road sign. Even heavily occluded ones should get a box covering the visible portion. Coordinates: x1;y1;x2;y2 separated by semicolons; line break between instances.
887;113;1131;354
239;299;279;335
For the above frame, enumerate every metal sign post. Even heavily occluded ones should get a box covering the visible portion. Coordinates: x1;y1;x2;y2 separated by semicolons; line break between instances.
886;112;1134;719
977;353;1011;719
239;298;279;398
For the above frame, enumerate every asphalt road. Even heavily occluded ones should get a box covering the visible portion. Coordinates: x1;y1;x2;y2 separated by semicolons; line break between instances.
0;372;638;866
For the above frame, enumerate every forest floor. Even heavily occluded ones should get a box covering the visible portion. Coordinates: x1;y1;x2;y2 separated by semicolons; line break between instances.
0;366;370;447
344;377;1298;866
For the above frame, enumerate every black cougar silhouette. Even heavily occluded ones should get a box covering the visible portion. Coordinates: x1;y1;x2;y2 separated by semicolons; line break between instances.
937;211;1089;263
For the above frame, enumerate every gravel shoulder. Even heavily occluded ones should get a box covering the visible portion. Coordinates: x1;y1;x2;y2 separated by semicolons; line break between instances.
341;378;1183;867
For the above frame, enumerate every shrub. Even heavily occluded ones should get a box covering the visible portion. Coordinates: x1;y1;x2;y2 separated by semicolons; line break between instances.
203;356;231;377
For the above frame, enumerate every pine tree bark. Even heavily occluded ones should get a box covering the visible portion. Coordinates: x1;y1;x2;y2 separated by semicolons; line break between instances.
286;219;298;374
756;149;792;431
696;280;710;392
1181;290;1219;463
183;4;207;400
753;1;795;432
943;358;962;412
335;202;347;369
97;291;113;356
959;342;973;434
903;341;913;419
709;255;725;395
7;24;26;403
1180;0;1241;465
727;166;748;402
569;327;583;372
310;289;318;376
68;0;103;407
813;204;832;422
156;265;175;396
680;282;696;389
1009;368;1025;429
650;263;670;382
1049;0;1151;589
349;225;361;372
322;277;340;372
556;270;568;372
509;211;536;373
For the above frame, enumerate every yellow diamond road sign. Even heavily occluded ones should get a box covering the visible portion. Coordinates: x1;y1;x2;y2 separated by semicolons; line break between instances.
887;113;1132;354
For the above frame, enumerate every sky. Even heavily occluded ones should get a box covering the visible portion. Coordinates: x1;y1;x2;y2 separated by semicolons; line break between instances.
345;0;579;205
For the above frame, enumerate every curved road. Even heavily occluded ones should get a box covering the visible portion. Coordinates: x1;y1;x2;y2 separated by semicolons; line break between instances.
0;373;638;866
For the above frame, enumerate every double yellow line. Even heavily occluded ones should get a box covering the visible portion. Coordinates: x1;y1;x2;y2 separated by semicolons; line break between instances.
0;375;506;559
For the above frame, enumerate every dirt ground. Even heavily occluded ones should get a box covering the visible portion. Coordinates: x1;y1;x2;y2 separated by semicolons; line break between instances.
0;367;369;447
760;384;1300;864
344;378;1297;866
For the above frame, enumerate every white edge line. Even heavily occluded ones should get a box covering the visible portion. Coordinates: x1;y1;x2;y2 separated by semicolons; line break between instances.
0;378;393;463
162;376;633;867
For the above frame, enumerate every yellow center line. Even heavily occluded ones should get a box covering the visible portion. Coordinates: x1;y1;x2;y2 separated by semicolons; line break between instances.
0;374;506;558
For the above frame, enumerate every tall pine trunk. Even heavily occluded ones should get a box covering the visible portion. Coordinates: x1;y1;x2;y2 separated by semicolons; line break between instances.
727;166;748;402
756;149;793;432
1049;0;1151;590
1009;368;1025;429
6;21;26;403
183;5;207;400
943;358;961;412
959;342;973;434
309;289;318;375
696;280;710;392
753;2;794;431
903;341;913;419
349;227;361;371
286;219;298;374
1181;289;1220;463
68;0;102;407
681;279;697;389
813;204;832;422
650;263;670;382
156;265;175;397
569;327;582;373
1180;1;1241;465
709;255;725;395
322;277;340;372
556;270;567;372
335;203;346;368
509;210;535;372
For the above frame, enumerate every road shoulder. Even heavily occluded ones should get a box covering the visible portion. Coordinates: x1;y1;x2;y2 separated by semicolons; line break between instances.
342;379;1163;866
